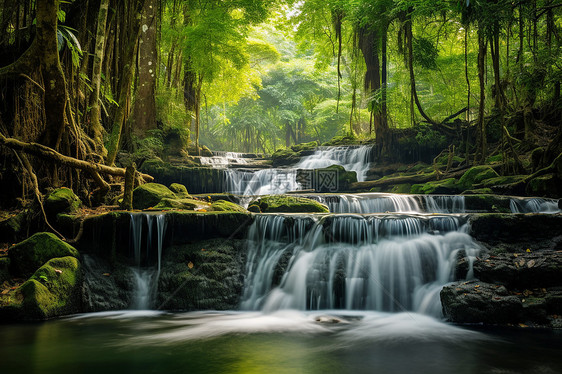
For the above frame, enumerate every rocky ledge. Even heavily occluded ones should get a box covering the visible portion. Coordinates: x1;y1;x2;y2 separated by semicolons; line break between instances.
441;250;562;328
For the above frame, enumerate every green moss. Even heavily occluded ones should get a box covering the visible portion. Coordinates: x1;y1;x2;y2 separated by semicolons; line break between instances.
169;183;189;196
291;141;318;153
408;163;430;172
321;134;358;146
44;187;81;216
391;184;412;194
458;166;500;189
410;178;459;194
9;232;79;277
463;194;512;213
210;200;248;213
271;148;300;167
153;198;204;210
461;188;494;195
250;195;329;213
19;256;82;320
480;175;526;187
133;183;177;210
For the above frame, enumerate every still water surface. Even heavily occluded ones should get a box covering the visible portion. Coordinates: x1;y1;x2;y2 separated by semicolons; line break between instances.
1;310;561;374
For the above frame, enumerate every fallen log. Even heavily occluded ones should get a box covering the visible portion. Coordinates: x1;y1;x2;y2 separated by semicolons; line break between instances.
0;133;153;182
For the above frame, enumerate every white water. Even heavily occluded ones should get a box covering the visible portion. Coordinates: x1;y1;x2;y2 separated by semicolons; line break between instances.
241;214;479;317
200;152;249;167
223;145;373;195
295;145;373;182
313;194;466;214
510;197;560;214
129;213;167;309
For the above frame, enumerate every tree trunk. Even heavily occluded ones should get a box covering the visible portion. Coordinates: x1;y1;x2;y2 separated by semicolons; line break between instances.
476;30;487;162
131;0;158;136
405;12;436;126
106;0;146;166
88;0;110;154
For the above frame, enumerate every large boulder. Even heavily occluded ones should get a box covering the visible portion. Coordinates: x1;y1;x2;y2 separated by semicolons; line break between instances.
441;281;522;324
250;195;329;213
44;187;81;216
271;148;300;167
9;232;79;277
132;183;177;210
17;256;83;320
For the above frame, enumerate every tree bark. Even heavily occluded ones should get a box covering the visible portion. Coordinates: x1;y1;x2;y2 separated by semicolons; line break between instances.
88;0;110;153
476;29;488;162
131;0;158;135
106;0;146;166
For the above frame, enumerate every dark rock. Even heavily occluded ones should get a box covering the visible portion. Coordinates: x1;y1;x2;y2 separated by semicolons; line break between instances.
157;239;246;310
474;251;562;289
441;281;522;324
469;214;562;251
9;232;79;277
0;257;10;283
81;255;133;312
271;148;300;167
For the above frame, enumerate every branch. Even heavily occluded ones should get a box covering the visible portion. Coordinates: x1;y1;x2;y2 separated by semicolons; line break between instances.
0;133;153;182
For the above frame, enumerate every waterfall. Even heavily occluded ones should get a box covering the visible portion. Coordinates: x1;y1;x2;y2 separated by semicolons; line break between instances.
510;197;560;214
295;146;373;182
241;214;479;317
312;194;466;214
200;152;249;167
223;145;373;195
129;213;167;309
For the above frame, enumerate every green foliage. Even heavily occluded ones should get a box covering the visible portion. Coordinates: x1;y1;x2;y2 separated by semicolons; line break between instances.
414;123;447;149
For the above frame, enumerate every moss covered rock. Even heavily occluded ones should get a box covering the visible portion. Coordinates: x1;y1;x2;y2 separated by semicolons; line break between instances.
153;198;204;210
247;204;261;213
458;166;500;189
9;232;79;277
133;183;177;210
250;195;329;213
19;256;82;320
210;200;248;213
44;187;81;216
410;178;460;194
169;183;189;196
271;148;300;167
291;141;318;153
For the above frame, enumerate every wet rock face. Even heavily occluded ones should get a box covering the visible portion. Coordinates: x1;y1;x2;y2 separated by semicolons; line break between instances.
441;281;523;324
442;249;562;328
474;252;562;289
157;239;247;311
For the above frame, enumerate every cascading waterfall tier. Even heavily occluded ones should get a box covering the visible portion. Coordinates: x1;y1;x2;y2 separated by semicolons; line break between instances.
510;197;561;214
129;213;167;309
310;193;466;214
241;214;479;317
224;145;374;195
200;152;249;167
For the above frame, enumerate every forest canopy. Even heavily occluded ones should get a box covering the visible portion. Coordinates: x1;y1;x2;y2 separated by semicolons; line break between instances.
0;0;561;207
